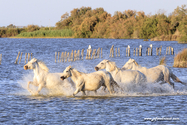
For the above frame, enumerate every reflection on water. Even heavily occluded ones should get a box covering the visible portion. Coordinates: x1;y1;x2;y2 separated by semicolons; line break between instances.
0;38;187;124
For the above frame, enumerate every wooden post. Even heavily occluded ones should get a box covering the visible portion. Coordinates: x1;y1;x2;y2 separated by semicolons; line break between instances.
25;53;27;64
55;52;57;63
61;52;64;62
101;48;102;58
77;50;80;60
31;53;33;59
171;47;174;55
115;48;117;57
96;48;100;58
168;46;171;55
28;53;30;62
81;49;84;60
128;48;130;57
88;49;92;59
74;50;77;61
148;48;150;56
136;48;138;56
15;52;20;64
0;54;2;65
126;48;128;56
70;50;73;61
91;49;96;59
110;45;114;57
64;51;67;62
156;48;158;56
58;52;60;62
159;46;162;55
67;52;70;62
150;47;152;56
166;47;168;55
19;52;23;64
118;48;120;57
133;48;135;56
86;49;88;59
139;46;142;56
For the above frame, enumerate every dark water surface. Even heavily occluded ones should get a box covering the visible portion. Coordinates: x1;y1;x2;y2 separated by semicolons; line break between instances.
0;38;187;124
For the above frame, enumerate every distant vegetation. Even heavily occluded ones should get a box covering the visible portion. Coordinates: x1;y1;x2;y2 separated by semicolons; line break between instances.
1;5;187;43
173;48;187;68
15;29;73;38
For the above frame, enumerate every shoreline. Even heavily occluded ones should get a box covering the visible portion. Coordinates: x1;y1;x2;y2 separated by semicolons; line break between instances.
9;36;74;39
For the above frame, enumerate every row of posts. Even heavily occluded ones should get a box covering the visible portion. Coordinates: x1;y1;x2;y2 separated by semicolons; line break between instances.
55;47;102;63
15;52;33;64
110;45;174;57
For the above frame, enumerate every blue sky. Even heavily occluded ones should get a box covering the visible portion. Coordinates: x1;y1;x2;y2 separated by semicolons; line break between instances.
0;0;186;27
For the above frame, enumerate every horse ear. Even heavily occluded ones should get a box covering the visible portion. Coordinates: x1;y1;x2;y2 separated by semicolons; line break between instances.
32;58;37;62
67;65;72;70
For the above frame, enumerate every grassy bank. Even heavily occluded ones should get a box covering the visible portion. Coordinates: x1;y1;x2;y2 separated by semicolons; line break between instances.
14;29;74;38
173;48;187;68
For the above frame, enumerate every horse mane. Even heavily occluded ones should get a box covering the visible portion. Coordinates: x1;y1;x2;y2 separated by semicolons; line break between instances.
37;60;49;72
107;61;119;72
133;60;142;68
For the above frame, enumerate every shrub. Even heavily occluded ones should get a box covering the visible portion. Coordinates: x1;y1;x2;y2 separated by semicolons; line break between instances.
173;48;187;67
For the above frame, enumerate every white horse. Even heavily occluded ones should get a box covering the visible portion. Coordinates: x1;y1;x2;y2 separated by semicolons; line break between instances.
122;58;186;88
60;66;119;96
24;58;73;95
95;60;147;85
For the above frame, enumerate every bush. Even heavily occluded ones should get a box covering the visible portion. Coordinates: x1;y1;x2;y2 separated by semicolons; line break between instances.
173;48;187;67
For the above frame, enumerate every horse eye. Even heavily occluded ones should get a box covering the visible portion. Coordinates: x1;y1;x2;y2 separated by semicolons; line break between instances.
66;71;68;72
101;63;103;65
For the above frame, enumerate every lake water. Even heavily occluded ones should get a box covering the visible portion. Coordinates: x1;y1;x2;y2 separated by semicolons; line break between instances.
0;38;187;124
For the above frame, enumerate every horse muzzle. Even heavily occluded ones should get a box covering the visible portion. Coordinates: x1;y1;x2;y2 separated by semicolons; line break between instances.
60;76;67;80
24;65;28;70
95;67;99;71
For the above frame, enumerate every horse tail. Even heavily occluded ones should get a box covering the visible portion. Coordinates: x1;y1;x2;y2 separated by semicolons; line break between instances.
171;72;186;85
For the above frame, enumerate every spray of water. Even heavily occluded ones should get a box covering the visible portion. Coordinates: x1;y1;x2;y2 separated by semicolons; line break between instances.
17;65;187;97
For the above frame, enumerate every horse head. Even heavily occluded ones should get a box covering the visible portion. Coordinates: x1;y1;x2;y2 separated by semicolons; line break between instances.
95;60;109;71
95;60;117;72
24;58;49;72
61;66;73;80
122;58;139;69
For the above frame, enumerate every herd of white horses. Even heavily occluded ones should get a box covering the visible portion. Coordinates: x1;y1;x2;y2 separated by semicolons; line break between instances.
23;58;186;96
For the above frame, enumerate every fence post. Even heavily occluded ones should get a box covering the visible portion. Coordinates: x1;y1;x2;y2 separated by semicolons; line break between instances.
25;53;27;64
28;53;30;62
110;45;114;57
171;47;174;55
118;48;120;57
19;52;23;64
70;50;73;61
64;51;67;62
15;52;20;64
127;45;130;57
136;48;138;56
139;45;142;56
61;52;64;62
55;52;57;63
81;49;84;60
133;48;135;56
115;48;117;57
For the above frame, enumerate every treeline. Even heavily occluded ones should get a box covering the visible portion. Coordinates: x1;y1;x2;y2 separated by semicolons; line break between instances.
56;5;187;43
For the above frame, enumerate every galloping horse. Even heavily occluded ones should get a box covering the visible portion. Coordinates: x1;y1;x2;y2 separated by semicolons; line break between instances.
60;66;120;96
122;58;186;88
24;58;72;95
95;60;147;85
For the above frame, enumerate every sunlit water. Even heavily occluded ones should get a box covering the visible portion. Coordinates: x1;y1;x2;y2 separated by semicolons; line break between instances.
0;38;187;124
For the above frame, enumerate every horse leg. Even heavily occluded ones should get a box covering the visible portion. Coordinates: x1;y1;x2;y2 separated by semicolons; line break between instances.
35;84;43;95
27;81;34;94
94;90;97;95
81;91;86;96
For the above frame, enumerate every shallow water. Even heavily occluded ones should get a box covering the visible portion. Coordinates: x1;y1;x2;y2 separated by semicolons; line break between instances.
0;38;187;124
